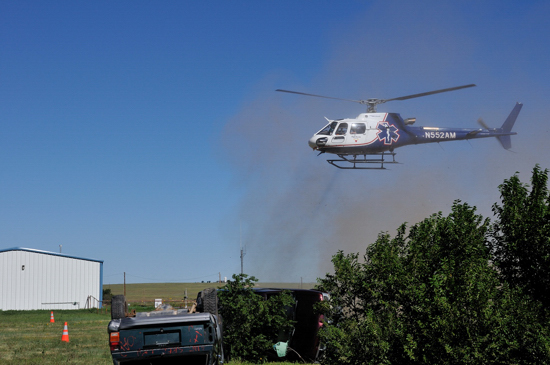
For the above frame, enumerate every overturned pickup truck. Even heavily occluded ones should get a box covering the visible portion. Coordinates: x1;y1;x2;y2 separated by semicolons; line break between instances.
107;293;223;365
198;287;329;363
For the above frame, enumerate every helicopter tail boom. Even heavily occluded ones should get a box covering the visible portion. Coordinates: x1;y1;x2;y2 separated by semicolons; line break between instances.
497;102;523;150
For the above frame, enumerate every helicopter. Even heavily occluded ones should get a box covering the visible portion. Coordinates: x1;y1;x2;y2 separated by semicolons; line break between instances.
276;85;523;169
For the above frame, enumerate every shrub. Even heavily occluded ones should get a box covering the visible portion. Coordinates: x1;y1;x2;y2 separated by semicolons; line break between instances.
218;274;295;362
317;201;550;364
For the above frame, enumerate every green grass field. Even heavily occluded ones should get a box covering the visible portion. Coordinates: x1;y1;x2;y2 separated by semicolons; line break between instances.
1;282;315;364
104;282;316;307
0;309;302;364
0;309;113;364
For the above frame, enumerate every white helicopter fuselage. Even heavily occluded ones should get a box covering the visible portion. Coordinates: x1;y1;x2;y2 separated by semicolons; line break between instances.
278;85;521;169
308;112;404;154
309;105;521;156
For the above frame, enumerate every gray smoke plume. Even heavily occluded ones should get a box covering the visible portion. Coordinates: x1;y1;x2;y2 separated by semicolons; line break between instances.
218;1;550;282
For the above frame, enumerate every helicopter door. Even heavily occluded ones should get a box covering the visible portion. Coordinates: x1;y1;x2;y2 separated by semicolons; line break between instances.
332;123;348;144
350;123;366;144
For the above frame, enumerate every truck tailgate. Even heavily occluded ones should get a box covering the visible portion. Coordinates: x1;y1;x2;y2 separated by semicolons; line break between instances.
109;313;221;364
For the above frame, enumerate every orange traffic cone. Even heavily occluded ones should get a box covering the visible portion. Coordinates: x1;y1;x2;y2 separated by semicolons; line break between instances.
50;311;55;323
61;322;69;342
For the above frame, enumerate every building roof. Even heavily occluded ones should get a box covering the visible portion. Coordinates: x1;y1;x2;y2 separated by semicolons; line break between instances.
0;247;103;263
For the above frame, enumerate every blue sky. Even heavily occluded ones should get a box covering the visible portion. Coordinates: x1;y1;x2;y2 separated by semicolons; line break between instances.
2;1;549;284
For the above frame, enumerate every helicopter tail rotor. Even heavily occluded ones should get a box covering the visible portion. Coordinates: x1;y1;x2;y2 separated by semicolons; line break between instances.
477;103;523;150
477;117;491;130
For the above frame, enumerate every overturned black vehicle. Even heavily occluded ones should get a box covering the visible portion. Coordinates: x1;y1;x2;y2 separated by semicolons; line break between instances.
197;288;329;363
108;294;223;365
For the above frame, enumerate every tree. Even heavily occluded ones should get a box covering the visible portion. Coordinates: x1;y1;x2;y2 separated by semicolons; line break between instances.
217;273;295;362
103;288;112;302
316;228;408;364
491;164;550;308
317;201;550;364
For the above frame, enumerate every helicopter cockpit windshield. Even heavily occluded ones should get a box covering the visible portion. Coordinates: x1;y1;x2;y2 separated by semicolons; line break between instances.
317;121;338;136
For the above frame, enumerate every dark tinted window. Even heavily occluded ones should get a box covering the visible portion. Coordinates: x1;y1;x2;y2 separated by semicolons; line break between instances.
350;123;366;134
335;123;348;135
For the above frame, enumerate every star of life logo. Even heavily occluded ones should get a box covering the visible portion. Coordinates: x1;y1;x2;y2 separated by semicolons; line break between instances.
376;122;400;145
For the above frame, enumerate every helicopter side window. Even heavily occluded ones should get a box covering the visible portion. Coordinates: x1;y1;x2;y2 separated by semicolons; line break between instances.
317;121;338;136
335;123;348;135
350;123;366;134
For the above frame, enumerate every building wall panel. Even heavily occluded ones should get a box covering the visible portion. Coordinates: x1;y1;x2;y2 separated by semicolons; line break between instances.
0;248;103;310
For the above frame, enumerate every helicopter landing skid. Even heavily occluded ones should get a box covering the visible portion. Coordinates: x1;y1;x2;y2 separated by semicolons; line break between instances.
327;152;399;170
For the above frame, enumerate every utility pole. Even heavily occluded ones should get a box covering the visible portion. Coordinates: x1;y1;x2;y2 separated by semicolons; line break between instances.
240;221;246;275
240;247;244;274
124;272;126;297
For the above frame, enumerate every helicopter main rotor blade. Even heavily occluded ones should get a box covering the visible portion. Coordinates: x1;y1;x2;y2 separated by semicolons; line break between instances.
275;89;366;105
383;84;476;102
277;84;476;113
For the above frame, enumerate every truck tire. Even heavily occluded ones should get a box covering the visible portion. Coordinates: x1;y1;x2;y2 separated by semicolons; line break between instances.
196;291;204;312
201;288;218;316
111;295;126;320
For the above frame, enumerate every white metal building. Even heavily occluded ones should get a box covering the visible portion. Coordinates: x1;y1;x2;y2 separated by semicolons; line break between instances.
0;247;103;310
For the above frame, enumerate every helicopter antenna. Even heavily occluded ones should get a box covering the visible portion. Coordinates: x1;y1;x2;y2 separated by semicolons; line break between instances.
276;84;476;113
